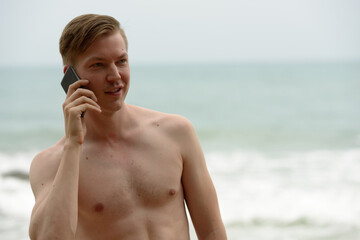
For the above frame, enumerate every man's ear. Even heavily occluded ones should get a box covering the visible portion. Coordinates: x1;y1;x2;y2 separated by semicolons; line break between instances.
63;65;69;74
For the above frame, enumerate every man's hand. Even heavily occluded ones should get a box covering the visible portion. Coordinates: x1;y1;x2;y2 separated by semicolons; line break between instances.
62;79;101;145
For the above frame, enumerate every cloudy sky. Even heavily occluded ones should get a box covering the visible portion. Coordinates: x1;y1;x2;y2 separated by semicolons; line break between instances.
0;0;359;66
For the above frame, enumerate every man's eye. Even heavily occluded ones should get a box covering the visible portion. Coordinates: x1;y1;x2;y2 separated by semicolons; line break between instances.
117;59;127;64
91;63;103;67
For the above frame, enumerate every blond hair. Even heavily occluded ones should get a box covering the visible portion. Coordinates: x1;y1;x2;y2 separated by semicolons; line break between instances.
59;14;128;66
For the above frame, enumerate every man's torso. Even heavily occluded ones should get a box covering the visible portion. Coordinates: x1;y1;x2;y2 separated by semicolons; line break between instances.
45;107;191;239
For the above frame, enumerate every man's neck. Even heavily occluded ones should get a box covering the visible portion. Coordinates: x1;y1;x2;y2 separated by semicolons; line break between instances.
83;103;136;143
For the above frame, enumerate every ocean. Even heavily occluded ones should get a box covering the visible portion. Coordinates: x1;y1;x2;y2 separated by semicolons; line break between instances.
0;61;360;239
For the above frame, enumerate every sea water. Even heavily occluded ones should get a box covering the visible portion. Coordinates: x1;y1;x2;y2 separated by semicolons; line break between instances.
0;62;360;239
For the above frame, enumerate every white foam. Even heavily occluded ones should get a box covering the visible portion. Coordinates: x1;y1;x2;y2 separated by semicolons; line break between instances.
0;152;36;217
205;149;360;231
0;152;36;239
0;151;36;174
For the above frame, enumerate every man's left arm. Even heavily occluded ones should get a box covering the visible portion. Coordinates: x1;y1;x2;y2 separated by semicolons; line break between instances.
178;117;227;240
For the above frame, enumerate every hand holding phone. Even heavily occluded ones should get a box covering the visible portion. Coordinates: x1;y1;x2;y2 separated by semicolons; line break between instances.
60;67;101;144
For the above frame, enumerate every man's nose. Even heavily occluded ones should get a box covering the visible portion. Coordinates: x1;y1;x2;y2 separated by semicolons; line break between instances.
106;63;121;82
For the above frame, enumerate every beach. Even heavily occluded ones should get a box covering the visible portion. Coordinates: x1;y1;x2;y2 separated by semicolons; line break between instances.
1;62;360;239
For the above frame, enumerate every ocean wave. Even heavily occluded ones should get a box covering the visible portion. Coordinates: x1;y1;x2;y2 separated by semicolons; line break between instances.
204;149;360;239
0;151;35;178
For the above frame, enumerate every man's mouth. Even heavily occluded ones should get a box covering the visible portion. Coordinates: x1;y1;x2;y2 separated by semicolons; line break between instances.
105;87;122;95
107;88;120;93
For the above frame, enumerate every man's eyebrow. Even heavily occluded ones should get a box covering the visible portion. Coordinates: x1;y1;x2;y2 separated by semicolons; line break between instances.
118;53;128;58
85;56;105;62
86;53;128;62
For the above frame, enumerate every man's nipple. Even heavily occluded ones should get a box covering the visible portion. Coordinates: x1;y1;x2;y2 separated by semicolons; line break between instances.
169;189;176;196
94;203;104;212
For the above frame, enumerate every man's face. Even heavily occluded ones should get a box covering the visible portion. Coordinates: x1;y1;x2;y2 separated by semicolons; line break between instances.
75;31;130;114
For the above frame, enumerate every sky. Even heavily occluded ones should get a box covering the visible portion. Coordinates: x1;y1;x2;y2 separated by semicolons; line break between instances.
0;0;359;66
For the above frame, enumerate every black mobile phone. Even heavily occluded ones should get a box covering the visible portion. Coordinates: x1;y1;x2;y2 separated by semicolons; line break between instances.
61;66;80;93
61;66;85;117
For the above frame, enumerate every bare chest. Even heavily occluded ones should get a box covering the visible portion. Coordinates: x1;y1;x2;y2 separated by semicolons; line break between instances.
77;142;183;219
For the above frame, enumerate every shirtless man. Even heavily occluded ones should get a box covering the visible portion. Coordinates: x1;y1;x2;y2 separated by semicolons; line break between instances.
29;14;226;240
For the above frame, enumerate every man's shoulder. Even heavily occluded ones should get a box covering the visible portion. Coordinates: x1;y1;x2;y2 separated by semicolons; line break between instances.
30;138;65;179
129;104;194;133
131;106;202;162
32;138;65;163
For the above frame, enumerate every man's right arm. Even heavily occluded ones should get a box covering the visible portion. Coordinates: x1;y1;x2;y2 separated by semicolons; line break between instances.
29;141;81;240
29;79;101;240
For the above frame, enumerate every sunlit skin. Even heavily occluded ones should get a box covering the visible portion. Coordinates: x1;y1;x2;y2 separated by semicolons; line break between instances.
29;31;227;239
